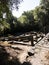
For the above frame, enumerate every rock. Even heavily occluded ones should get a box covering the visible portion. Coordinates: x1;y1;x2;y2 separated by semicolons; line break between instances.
28;52;34;56
17;52;28;63
0;41;11;46
28;48;35;56
33;41;37;44
22;62;31;65
0;32;49;65
37;37;42;42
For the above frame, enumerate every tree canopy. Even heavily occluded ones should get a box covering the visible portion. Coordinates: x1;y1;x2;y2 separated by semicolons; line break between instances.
0;0;49;36
0;0;23;35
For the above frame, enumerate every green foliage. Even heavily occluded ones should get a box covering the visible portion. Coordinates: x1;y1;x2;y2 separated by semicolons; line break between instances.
0;19;10;35
0;0;23;35
0;0;49;35
18;11;35;31
39;0;49;32
0;0;22;10
18;15;28;24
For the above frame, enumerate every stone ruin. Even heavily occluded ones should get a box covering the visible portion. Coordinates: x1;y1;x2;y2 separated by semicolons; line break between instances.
0;33;49;65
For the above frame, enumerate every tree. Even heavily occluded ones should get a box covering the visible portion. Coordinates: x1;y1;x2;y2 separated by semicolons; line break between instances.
0;0;23;19
0;0;23;35
18;11;35;32
40;0;49;33
0;0;23;10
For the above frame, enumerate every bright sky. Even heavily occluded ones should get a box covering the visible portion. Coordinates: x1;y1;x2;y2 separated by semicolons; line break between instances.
12;0;40;18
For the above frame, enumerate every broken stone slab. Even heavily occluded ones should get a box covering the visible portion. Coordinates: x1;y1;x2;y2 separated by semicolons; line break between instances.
33;41;37;45
37;37;42;42
23;40;29;42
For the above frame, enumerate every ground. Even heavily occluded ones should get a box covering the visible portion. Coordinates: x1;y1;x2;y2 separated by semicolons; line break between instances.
0;33;49;65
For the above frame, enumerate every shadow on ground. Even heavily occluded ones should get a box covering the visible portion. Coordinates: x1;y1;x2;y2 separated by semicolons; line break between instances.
0;45;31;65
